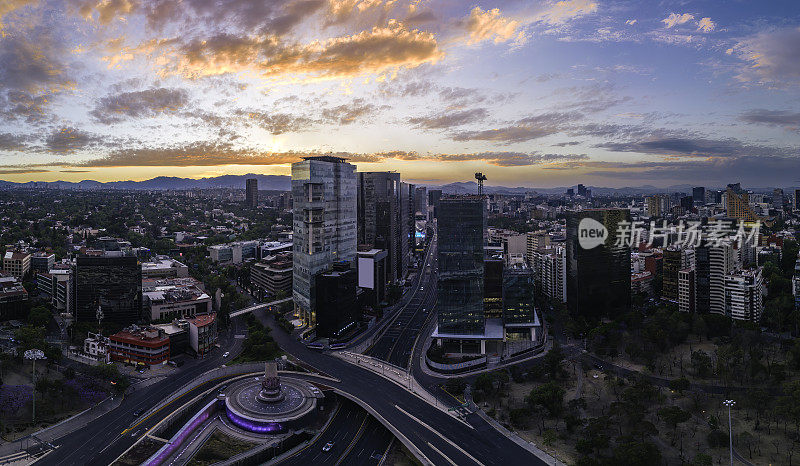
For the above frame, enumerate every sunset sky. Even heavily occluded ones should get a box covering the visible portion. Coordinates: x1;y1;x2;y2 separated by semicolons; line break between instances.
1;0;799;187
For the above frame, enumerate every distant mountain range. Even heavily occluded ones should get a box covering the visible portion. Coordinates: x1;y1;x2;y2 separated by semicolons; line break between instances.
0;174;292;191
0;175;788;195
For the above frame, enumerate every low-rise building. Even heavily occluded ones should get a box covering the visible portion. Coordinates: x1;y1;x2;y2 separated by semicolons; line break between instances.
30;252;55;274
141;256;189;279
143;277;211;321
0;275;28;321
3;251;31;279
82;332;110;363
109;325;170;365
250;252;292;299
188;314;217;356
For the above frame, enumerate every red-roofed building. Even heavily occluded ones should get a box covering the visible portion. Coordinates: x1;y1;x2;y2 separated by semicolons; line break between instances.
188;314;217;356
109;326;170;365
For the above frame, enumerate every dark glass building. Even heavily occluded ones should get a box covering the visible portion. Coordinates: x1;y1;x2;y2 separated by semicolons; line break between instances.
437;196;486;335
502;267;536;336
566;209;631;320
692;186;705;204
314;262;359;339
245;178;258;207
694;245;711;313
484;250;504;319
73;255;142;325
357;172;402;282
427;189;442;218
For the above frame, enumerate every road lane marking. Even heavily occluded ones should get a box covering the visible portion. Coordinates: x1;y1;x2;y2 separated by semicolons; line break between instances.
394;404;485;466
427;442;457;466
335;413;368;465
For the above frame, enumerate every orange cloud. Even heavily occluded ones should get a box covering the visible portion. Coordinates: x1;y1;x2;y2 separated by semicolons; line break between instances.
145;20;441;81
78;0;137;24
464;7;519;45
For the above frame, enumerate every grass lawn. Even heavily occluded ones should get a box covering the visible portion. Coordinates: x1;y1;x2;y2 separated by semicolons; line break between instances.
188;430;257;465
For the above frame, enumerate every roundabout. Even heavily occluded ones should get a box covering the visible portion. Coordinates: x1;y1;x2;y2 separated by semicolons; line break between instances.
222;362;322;434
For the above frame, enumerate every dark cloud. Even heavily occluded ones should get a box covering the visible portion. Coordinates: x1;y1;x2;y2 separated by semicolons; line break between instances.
0;133;29;151
740;109;800;131
321;98;383;125
45;127;100;154
0;168;50;174
595;134;794;158
583;156;800;185
452;112;582;143
551;141;581;147
90;87;190;124
731;27;800;85
408;108;488;129
80;142;305;167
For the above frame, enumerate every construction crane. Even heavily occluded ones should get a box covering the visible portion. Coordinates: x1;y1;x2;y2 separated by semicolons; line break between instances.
475;172;487;195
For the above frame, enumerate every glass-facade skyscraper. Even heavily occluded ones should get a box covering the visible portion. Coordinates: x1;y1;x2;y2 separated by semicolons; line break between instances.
292;156;357;325
437;196;486;335
357;172;403;282
73;255;142;325
566;209;631;320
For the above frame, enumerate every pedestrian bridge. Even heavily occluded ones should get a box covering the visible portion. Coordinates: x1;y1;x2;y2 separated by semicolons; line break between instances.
229;297;293;317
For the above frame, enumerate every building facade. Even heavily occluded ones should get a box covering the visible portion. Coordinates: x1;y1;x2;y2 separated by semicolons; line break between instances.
292;156;357;325
436;196;486;336
73;255;142;325
245;178;258;207
3;251;30;279
566;209;632;320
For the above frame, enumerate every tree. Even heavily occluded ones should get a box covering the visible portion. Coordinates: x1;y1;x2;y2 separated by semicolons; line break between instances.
542;341;564;378
27;306;52;328
669;377;690;394
691;453;713;466
691;350;713;378
658;406;691;444
612;438;661;466
527;381;565;418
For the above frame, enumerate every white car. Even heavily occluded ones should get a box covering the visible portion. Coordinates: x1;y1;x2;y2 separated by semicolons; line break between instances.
322;441;334;452
222;352;230;358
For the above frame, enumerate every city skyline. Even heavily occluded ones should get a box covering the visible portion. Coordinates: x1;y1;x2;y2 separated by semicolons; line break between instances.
1;0;800;187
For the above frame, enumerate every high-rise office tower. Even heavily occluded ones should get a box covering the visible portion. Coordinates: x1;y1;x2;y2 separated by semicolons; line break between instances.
795;189;800;211
680;196;693;211
428;189;442;218
694;246;711;313
577;184;587;197
502;267;537;338
245;178;258;207
357;172;402;282
415;186;427;214
73;254;142;325
566;209;631;319
401;182;415;271
292;156;357;325
773;188;784;210
693;187;706;205
724;269;763;322
662;248;682;301
437;196;486;335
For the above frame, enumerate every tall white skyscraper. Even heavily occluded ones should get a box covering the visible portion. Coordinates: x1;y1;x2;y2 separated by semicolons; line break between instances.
292;156;357;325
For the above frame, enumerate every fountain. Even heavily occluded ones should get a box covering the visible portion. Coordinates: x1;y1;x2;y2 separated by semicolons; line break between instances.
256;361;285;403
222;361;322;434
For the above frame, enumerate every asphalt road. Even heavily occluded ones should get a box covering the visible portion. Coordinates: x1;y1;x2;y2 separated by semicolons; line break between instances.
277;398;389;465
255;311;546;466
33;316;246;466
366;233;437;368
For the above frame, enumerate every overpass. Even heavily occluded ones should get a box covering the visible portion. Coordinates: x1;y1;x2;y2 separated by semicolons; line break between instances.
229;297;292;317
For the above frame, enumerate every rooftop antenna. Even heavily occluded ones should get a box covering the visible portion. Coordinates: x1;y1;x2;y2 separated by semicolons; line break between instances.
475;172;487;195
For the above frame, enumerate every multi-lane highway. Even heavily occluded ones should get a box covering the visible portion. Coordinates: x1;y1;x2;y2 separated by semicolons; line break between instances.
278;398;391;465
255;311;546;466
366;231;437;368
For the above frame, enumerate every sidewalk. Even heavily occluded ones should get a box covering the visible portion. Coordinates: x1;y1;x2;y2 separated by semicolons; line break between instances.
0;394;121;459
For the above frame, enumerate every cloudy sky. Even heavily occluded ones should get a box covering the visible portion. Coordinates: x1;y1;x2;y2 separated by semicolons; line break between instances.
1;0;799;187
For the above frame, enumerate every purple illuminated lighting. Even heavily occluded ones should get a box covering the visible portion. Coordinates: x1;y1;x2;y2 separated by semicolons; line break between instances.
225;406;285;434
146;408;211;466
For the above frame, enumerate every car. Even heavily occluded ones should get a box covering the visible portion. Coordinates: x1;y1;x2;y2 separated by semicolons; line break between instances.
322;441;334;452
223;352;230;358
133;409;142;417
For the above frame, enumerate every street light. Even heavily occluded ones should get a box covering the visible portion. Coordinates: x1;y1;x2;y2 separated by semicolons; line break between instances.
24;349;47;426
723;399;735;466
